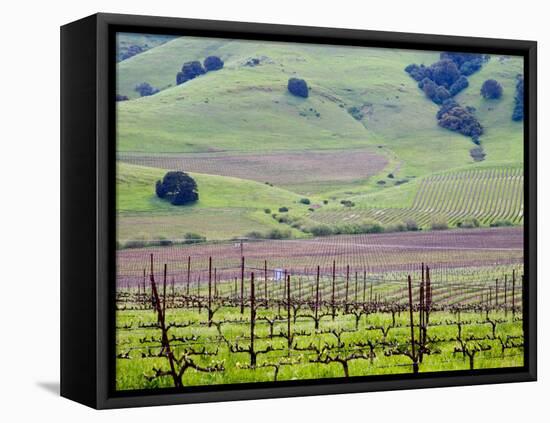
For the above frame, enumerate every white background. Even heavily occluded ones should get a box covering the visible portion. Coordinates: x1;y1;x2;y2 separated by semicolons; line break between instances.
1;0;546;421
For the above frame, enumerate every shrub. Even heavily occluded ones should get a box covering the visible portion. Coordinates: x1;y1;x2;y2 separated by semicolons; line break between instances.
158;237;173;246
429;59;461;89
309;225;334;237
449;76;469;96
490;220;513;227
203;56;224;71
116;94;129;102
457;217;480;228
385;222;406;232
299;198;311;205
176;61;206;85
264;208;271;214
278;207;289;212
245;231;264;239
404;63;428;81
323;199;329;204
347;106;364;121
287;78;309;98
437;99;483;139
430;216;449;230
340;200;355;207
267;228;291;239
155;171;198;206
512;75;524;121
124;238;148;249
470;146;486;162
404;219;419;231
120;44;144;61
183;232;206;244
419;78;451;104
134;82;159;97
481;79;503;99
440;52;486;76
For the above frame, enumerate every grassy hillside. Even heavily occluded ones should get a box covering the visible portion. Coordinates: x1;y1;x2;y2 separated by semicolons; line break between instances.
117;163;310;242
115;37;524;242
116;33;177;62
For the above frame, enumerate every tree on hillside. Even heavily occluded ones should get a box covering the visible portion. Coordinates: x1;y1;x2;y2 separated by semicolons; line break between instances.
512;75;524;121
287;78;309;98
134;82;159;97
429;59;461;89
204;56;224;71
436;99;483;139
480;79;503;99
156;171;199;206
176;61;206;85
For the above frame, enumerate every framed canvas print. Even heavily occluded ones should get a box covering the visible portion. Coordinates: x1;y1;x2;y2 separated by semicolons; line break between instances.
60;13;537;409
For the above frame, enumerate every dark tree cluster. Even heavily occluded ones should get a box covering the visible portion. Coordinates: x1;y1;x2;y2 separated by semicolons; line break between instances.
204;55;224;71
405;52;486;143
119;44;144;61
134;82;159;97
287;78;309;98
512;75;524;121
155;171;199;206
439;52;487;76
436;99;483;140
406;61;469;104
176;56;224;85
177;61;206;85
405;52;486;104
480;79;503;99
116;94;129;102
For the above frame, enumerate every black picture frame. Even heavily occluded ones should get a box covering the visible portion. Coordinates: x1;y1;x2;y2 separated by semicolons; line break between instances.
61;12;537;409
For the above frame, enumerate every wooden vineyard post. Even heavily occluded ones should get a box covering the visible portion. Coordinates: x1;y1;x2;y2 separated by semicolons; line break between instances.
186;256;191;296
287;274;292;353
354;272;358;302
240;256;245;314
407;275;419;374
214;267;217;298
345;264;350;313
504;274;508;313
250;272;256;367
163;264;167;319
208;257;212;327
495;278;499;307
197;275;201;314
419;270;424;364
264;260;268;307
171;276;175;307
512;270;516;316
332;260;336;320
142;268;146;305
424;266;431;352
315;265;320;330
363;270;367;303
370;280;373;303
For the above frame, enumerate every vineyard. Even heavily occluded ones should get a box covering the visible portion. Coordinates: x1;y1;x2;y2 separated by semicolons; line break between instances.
116;230;524;390
310;167;524;228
